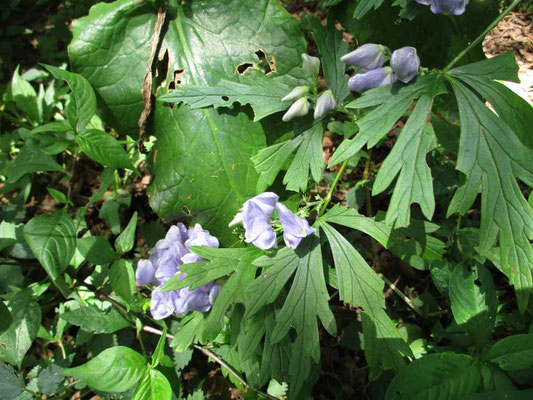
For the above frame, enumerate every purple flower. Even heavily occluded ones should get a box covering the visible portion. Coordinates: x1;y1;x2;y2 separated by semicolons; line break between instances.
390;47;420;83
242;193;279;250
282;86;309;103
275;202;316;249
348;67;397;93
341;43;386;70
314;90;336;120
136;259;156;286
415;0;467;15
137;222;222;320
302;53;320;76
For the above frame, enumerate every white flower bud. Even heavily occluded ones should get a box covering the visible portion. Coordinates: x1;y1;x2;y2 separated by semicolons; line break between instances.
302;53;320;76
314;90;336;120
228;212;243;228
282;97;310;122
282;86;309;102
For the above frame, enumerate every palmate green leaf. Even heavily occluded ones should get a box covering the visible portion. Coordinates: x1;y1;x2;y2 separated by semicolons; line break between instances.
385;352;481;400
353;0;385;18
132;368;172;400
0;301;13;333
62;346;147;393
320;221;412;375
449;264;497;345
158;73;292;122
329;75;444;167
373;95;436;227
246;233;336;397
60;305;130;334
77;130;135;171
446;78;533;311
0;290;42;368
283;122;325;192
69;0;306;242
23;210;76;281
486;334;533;371
251;136;303;192
300;16;350;103
169;312;204;352
43;65;96;132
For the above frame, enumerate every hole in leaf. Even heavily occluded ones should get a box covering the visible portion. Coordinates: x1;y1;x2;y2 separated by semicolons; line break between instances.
236;63;254;75
474;279;482;287
222;96;229;101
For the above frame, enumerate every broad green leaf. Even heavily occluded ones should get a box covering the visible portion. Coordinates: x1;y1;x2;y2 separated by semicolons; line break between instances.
43;64;96;132
151;326;167;368
447;79;533;311
252;135;303;192
60;305;130;334
373;95;436;227
486;334;533;371
47;188;67;204
449;264;497;345
37;364;66;395
0;301;12;333
115;212;138;255
132;368;172;400
4;145;63;183
386;352;481;399
62;346;147;392
158;73;291;122
0;364;25;400
283;122;325;192
109;259;136;305
329;75;444;167
76;236;116;265
300;16;349;103
23;211;76;281
0;221;19;252
11;65;40;122
69;0;306;242
19;121;74;155
321;222;411;375
0;290;42;368
77;129;135;170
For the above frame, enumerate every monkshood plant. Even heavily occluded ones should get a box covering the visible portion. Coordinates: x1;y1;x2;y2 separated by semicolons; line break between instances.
1;0;532;399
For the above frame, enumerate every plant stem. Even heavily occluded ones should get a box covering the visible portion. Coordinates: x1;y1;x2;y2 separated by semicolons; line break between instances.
142;326;280;400
65;146;78;206
0;109;32;129
318;159;349;217
378;273;423;317
444;0;521;71
362;149;382;272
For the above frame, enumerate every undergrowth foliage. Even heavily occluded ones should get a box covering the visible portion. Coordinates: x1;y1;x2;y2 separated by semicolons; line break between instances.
1;0;532;399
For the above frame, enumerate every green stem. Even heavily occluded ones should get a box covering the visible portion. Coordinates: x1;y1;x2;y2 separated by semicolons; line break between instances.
65;146;78;207
444;0;521;71
0;110;32;129
318;159;349;217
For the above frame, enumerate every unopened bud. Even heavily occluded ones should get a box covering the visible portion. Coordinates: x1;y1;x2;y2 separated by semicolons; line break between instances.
228;212;243;228
282;97;310;122
302;53;320;76
341;43;386;70
314;90;336;120
390;46;420;83
282;86;309;102
348;67;397;93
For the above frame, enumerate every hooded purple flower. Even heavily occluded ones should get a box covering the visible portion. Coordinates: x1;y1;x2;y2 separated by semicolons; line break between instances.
390;47;420;83
415;0;467;15
314;90;336;120
275;202;316;249
137;222;222;320
242;192;279;250
348;67;397;93
341;43;386;70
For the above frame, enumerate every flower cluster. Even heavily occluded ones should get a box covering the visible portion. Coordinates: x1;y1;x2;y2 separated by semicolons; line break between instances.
415;0;467;15
234;192;315;250
281;54;337;122
136;223;221;320
342;44;420;93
